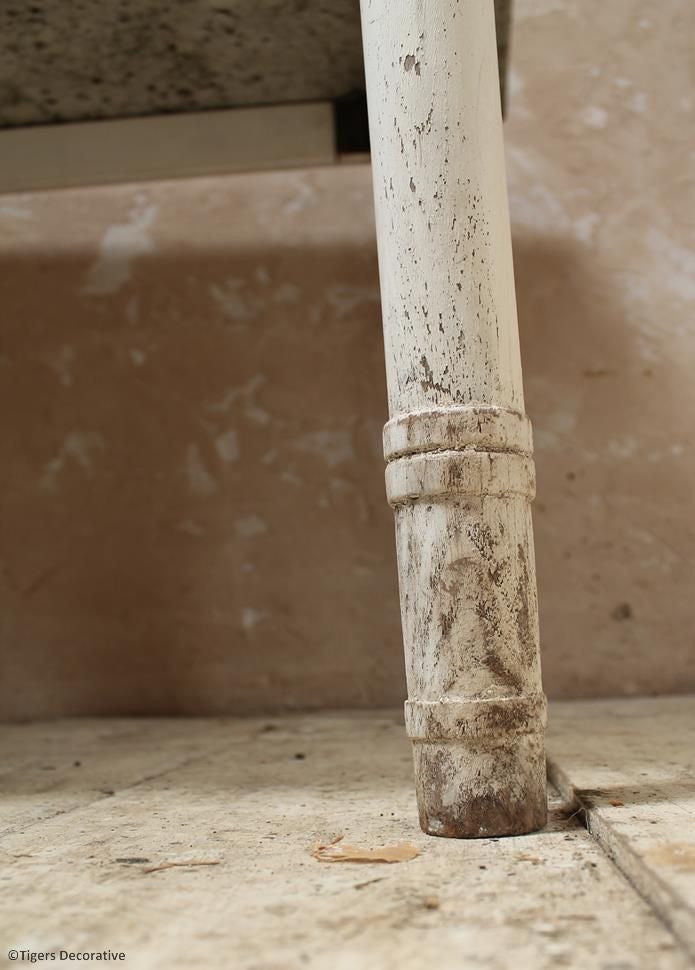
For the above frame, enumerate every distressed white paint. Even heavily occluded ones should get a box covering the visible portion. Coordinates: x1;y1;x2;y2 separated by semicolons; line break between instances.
360;0;546;836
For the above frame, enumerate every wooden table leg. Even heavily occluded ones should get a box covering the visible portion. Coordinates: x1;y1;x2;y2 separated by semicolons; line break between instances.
360;0;547;837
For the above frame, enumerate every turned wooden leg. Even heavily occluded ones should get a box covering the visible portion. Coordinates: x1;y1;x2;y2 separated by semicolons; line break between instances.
360;0;547;837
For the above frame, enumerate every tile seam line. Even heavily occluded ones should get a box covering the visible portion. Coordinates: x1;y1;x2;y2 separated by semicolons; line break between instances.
547;756;695;961
0;739;236;842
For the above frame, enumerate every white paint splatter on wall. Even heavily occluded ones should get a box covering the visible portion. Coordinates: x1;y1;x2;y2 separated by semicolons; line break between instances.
210;278;262;322
274;283;301;304
46;346;75;387
646;229;695;303
293;430;355;467
325;285;381;319
574;212;600;244
178;519;203;537
185;443;217;496
215;430;240;463
281;177;317;216
235;514;267;538
82;203;157;296
534;410;578;451
40;431;104;491
579;105;608;129
629;91;648;113
207;376;270;426
280;469;303;487
241;607;267;632
607;436;638;459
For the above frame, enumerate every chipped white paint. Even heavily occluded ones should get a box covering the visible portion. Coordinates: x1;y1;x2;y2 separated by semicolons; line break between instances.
361;0;546;836
129;347;146;367
82;203;157;296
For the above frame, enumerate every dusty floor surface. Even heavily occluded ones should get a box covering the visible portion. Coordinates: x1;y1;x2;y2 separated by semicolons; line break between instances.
0;698;693;969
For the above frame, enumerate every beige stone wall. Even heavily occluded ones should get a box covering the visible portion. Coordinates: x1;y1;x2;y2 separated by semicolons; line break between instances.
507;0;695;698
1;0;693;719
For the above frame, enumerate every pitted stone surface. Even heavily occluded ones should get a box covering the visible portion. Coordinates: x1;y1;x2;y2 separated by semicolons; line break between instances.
0;0;512;128
0;706;690;968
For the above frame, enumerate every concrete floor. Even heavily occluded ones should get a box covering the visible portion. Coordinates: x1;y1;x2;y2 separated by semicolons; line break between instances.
1;697;693;969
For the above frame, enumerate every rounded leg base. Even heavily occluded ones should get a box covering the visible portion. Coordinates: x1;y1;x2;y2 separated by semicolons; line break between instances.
412;734;547;838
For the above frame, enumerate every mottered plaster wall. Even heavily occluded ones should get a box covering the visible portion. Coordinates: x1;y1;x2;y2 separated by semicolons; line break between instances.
1;0;693;718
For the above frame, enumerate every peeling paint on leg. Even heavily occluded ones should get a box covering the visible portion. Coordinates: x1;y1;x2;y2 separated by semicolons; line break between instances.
361;0;547;836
